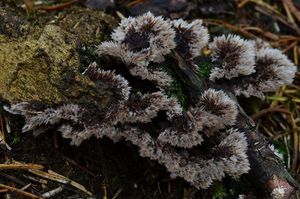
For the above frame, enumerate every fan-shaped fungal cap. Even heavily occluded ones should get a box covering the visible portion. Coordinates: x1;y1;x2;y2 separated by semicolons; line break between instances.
59;123;122;146
97;41;150;66
198;89;238;126
188;89;238;135
114;92;182;124
216;128;250;176
98;12;176;66
233;47;297;99
209;34;256;81
83;62;131;101
129;64;173;87
171;19;209;59
157;113;204;148
5;103;83;135
158;129;203;149
4;12;267;191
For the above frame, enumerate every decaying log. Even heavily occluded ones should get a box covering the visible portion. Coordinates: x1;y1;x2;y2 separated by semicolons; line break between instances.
239;109;299;198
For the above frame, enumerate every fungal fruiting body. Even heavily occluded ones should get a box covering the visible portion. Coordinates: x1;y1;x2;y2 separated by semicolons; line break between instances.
232;47;297;99
5;12;297;189
209;34;256;81
209;36;297;99
171;19;209;59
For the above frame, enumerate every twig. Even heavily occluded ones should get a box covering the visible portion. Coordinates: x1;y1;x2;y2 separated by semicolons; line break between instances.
238;0;283;16
0;173;27;187
35;0;80;11
261;125;275;137
48;170;93;196
0;173;41;193
23;174;48;185
283;41;297;53
0;163;44;170
284;135;292;169
204;19;257;39
243;26;279;40
254;6;300;35
0;114;11;150
28;169;93;196
272;132;291;140
102;182;108;199
294;45;299;65
282;0;296;24
28;169;70;184
0;114;5;139
237;0;251;8
127;0;145;7
0;183;43;199
282;0;300;23
21;183;32;191
112;188;122;199
290;114;299;173
251;107;292;121
270;86;286;108
42;186;63;198
0;188;8;193
24;0;35;15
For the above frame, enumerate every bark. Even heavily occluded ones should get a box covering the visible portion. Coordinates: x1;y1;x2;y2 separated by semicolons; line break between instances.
238;107;299;198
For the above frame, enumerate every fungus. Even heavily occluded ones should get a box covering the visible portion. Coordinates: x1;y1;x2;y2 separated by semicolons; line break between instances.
157;113;204;148
191;88;238;134
171;19;209;59
113;91;182;124
5;12;297;190
128;64;173;87
83;62;131;102
98;12;176;66
232;47;297;99
209;34;256;81
157;89;238;148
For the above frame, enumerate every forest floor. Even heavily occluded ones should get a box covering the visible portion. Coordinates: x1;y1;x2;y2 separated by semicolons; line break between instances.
0;0;300;198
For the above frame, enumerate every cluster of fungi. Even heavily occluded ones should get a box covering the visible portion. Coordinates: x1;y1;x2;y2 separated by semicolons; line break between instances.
5;12;296;189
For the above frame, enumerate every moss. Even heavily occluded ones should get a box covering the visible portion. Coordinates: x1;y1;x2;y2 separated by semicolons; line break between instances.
197;61;213;78
212;183;226;199
77;44;100;72
55;7;117;44
0;6;26;37
167;79;187;109
161;64;187;109
55;7;118;72
13;132;21;144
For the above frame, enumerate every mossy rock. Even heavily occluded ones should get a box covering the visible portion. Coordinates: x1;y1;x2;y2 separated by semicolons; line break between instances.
0;6;116;111
55;7;117;44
